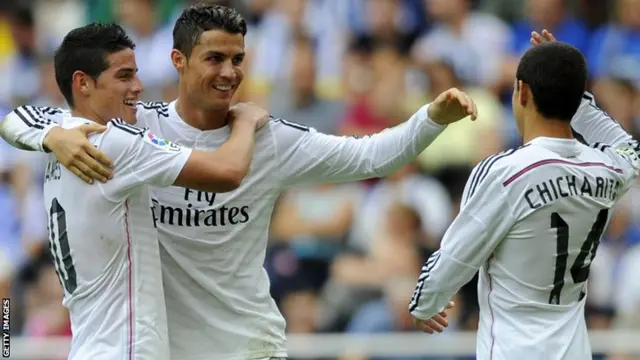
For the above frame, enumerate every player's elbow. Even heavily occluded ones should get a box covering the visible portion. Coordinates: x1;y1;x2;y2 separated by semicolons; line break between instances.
174;153;249;193
215;166;246;192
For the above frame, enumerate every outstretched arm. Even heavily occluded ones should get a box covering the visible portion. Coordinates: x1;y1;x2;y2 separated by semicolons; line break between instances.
274;88;478;187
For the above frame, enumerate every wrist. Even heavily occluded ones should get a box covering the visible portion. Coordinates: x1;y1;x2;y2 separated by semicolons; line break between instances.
42;125;63;152
424;103;447;127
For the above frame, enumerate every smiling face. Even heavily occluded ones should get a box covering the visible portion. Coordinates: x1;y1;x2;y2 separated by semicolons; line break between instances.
172;29;245;111
76;48;143;124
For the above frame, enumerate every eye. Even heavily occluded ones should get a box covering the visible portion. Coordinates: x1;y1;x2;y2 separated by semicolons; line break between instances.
232;56;244;66
208;55;224;63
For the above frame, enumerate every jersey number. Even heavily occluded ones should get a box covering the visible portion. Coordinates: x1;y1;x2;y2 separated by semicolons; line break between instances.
549;209;608;304
48;198;77;294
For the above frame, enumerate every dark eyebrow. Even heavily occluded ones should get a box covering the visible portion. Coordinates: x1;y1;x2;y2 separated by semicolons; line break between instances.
116;68;137;75
202;51;246;58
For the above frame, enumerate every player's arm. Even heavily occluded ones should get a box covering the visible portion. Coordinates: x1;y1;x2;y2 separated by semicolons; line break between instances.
571;92;634;148
103;105;266;197
409;161;515;323
171;102;268;191
0;105;64;151
273;88;477;187
0;105;113;183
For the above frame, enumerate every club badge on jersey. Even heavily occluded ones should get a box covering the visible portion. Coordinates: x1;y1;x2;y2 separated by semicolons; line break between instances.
144;130;181;152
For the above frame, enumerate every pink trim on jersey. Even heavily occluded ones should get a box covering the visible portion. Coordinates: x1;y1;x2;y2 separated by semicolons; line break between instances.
124;200;134;360
487;256;496;360
503;159;624;187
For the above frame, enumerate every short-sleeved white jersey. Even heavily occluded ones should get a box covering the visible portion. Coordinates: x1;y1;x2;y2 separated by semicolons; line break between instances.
41;115;191;360
1;100;447;360
409;94;640;360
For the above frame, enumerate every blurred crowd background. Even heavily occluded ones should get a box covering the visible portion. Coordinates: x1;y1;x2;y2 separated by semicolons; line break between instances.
1;0;640;359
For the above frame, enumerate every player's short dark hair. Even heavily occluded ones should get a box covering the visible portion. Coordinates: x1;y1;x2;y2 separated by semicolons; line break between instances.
173;3;247;59
516;42;587;122
54;23;135;108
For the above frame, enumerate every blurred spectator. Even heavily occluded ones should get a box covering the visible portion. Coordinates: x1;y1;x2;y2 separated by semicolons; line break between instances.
499;0;590;91
21;247;70;338
339;42;412;136
588;204;640;328
587;0;640;131
0;4;40;107
339;278;461;360
114;0;177;101
412;0;511;88
316;202;425;331
0;134;31;271
348;164;452;253
415;60;504;171
268;33;346;134
268;182;364;299
247;0;346;103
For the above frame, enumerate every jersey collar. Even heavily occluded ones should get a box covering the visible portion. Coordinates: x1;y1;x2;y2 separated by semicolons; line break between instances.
168;101;231;141
527;137;582;158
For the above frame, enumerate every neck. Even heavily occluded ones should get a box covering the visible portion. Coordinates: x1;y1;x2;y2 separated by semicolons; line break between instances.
175;96;228;131
522;113;573;143
70;104;107;125
447;12;468;34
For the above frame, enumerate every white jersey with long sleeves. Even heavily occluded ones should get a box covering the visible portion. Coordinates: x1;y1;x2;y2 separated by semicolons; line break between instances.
38;113;191;360
1;101;447;360
409;94;640;360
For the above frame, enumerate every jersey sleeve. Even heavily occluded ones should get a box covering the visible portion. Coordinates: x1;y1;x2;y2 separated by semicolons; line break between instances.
409;159;516;320
571;92;633;148
571;92;640;187
0;105;65;152
97;120;192;202
271;104;447;187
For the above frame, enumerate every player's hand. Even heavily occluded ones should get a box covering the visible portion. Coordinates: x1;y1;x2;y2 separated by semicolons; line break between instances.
427;88;478;125
43;125;113;184
228;102;270;131
414;301;455;334
530;29;556;46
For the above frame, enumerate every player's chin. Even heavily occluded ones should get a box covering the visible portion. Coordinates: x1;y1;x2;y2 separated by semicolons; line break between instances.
208;93;234;110
121;105;137;124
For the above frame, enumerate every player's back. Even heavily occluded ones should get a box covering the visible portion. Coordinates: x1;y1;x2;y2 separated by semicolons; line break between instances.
476;137;636;360
43;117;170;360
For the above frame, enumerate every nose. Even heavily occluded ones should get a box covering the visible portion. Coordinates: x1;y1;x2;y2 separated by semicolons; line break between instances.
131;75;144;95
219;60;236;80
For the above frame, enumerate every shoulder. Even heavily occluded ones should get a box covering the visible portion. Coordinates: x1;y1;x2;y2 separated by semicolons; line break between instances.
268;116;312;132
135;101;170;123
266;116;316;142
464;145;531;199
10;105;67;127
96;119;148;153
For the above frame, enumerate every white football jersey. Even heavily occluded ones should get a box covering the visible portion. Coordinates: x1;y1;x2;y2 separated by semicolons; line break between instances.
136;101;445;360
409;94;640;360
1;100;446;360
37;113;191;360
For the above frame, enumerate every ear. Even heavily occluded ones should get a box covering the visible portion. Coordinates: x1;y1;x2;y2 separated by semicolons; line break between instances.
518;80;529;108
71;70;93;99
171;49;186;74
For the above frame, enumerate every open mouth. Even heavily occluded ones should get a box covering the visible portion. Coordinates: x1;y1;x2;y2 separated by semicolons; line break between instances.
213;84;233;92
123;99;137;108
